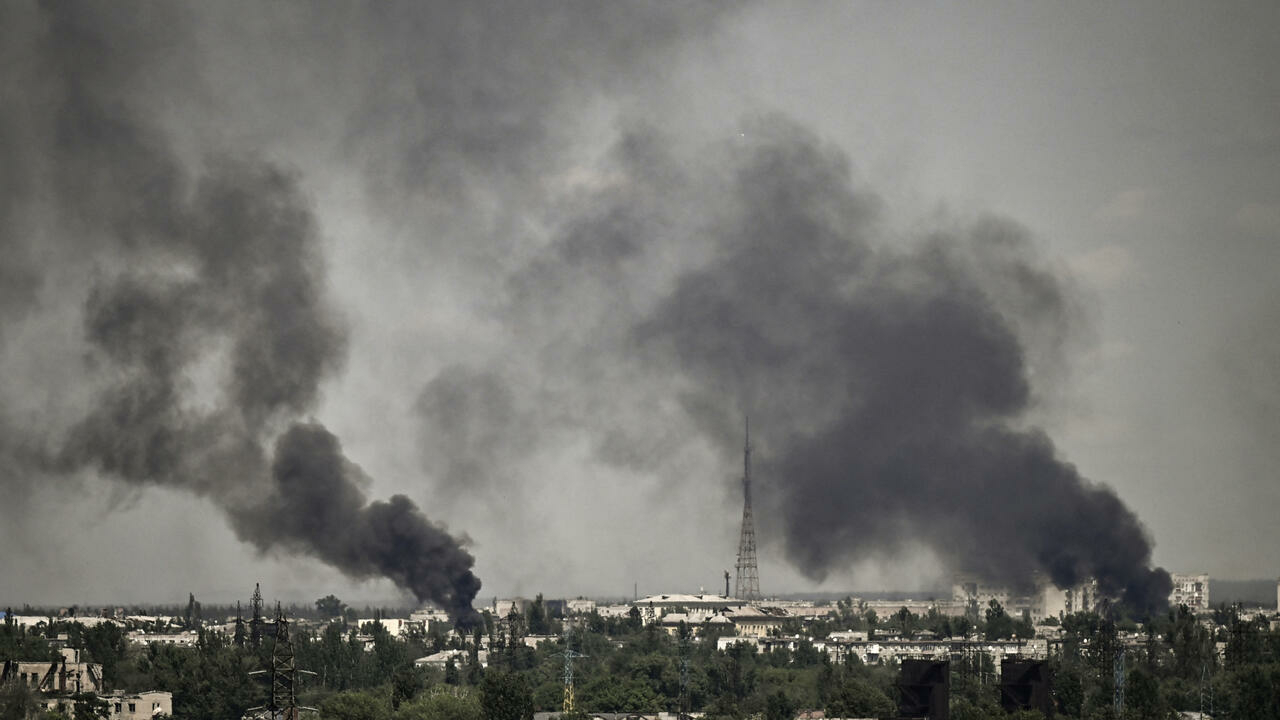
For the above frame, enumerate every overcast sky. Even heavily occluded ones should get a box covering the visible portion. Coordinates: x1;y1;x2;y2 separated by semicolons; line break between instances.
1;1;1277;608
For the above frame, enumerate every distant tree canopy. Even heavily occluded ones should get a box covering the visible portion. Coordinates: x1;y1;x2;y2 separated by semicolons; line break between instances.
6;596;1280;720
316;595;347;620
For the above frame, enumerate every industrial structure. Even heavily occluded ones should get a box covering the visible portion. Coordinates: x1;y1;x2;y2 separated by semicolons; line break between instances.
733;418;761;602
559;627;586;716
247;605;316;720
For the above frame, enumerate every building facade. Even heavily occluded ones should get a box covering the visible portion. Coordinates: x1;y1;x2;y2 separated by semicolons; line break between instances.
1169;573;1210;612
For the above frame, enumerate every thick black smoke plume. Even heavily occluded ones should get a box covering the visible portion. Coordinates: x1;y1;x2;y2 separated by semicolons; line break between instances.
1;0;1174;614
233;425;482;624
634;122;1172;614
0;1;480;620
432;118;1171;614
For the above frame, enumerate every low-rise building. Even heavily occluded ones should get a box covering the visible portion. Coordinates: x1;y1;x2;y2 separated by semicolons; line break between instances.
566;599;597;615
494;598;529;619
414;649;487;669
633;594;746;625
126;631;198;647
1169;574;1210;612
4;648;104;695
106;691;173;720
355;618;423;638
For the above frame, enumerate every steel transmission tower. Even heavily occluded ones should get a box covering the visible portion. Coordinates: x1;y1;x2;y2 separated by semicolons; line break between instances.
560;646;586;714
249;604;316;720
734;417;761;601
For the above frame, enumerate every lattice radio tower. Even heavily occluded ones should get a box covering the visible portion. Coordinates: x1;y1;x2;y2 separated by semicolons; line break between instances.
734;417;761;601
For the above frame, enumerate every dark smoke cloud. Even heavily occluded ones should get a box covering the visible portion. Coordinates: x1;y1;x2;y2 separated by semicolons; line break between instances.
0;1;479;619
233;424;481;624
2;0;1174;612
632;119;1171;613
414;365;533;502
435;116;1170;613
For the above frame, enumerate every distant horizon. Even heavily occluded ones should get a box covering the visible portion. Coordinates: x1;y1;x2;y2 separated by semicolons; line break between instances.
5;576;1277;613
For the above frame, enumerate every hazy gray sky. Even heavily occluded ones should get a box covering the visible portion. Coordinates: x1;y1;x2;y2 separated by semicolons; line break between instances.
1;1;1276;608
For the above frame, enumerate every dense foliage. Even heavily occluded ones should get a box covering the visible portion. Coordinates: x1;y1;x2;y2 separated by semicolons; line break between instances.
3;597;1280;720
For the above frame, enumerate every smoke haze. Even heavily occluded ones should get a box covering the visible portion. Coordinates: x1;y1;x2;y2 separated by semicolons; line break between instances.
3;1;1275;609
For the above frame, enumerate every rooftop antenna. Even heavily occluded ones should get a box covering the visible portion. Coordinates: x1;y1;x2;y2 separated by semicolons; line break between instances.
734;416;761;601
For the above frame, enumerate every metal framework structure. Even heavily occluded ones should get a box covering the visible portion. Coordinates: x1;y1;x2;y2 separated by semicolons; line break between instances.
249;604;316;720
1199;661;1213;718
677;636;691;719
734;417;761;602
1113;648;1125;715
560;647;586;714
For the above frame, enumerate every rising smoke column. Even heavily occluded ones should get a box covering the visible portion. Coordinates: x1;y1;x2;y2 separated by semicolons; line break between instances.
0;1;480;621
421;115;1171;614
634;119;1172;614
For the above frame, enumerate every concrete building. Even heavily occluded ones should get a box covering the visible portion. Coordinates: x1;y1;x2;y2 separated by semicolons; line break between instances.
1169;573;1210;612
494;598;530;619
720;605;787;638
6;609;122;627
414;649;488;669
355;618;423;638
716;634;1048;667
632;594;745;625
5;648;104;695
410;607;450;629
954;574;1103;622
126;631;198;647
594;604;633;619
105;691;172;720
861;598;968;619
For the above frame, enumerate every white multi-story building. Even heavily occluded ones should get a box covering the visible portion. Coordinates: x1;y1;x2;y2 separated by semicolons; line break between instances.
954;574;1102;622
632;594;746;625
1169;574;1210;612
355;618;423;638
565;598;597;615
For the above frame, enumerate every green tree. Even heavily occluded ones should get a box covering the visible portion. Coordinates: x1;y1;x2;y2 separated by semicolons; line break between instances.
391;666;424;709
479;670;533;720
984;599;1016;640
316;595;347;620
0;678;36;720
1123;665;1171;720
524;596;549;636
183;593;202;630
81;622;129;687
764;689;794;720
70;693;109;720
233;602;246;648
394;690;483;720
319;690;388;720
826;676;894;719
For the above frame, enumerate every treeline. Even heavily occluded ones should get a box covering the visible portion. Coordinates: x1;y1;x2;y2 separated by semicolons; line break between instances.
4;596;1280;719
